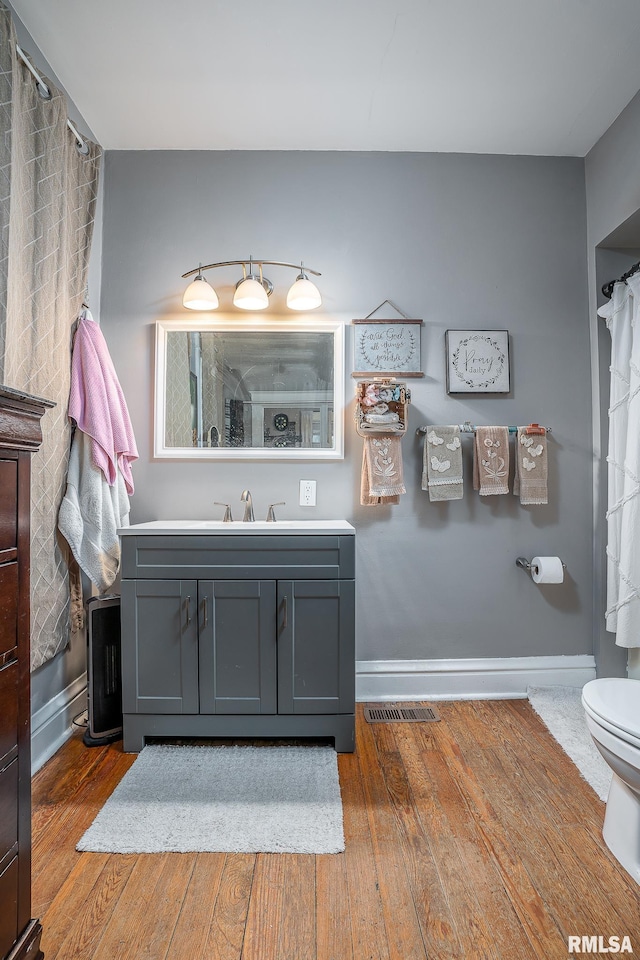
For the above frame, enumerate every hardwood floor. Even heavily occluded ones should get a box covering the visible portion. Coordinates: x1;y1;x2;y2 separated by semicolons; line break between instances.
31;702;640;959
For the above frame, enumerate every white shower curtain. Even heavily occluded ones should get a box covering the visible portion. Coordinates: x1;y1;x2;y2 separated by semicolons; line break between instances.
0;4;101;668
599;273;640;648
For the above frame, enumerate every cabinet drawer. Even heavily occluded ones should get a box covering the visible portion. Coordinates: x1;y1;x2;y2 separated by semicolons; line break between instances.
0;562;18;660
0;758;18;862
0;661;18;765
0;459;17;556
122;535;355;580
0;853;18;960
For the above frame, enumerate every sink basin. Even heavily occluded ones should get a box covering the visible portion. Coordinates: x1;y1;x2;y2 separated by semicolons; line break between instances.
118;519;355;536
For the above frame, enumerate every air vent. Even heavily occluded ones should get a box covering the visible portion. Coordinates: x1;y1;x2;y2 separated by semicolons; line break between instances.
363;705;440;723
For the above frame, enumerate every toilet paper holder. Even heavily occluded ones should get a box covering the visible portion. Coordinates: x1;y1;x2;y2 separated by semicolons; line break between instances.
516;556;566;576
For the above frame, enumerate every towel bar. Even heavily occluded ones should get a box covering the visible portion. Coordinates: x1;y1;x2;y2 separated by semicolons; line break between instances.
416;421;551;437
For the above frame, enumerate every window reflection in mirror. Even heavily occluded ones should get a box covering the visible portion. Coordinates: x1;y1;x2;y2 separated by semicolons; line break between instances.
155;321;344;460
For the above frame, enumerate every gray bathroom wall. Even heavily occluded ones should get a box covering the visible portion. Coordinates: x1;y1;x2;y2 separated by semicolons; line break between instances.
101;150;592;663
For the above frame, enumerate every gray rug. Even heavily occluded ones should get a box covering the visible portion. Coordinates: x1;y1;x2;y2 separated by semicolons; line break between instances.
527;685;612;801
77;744;345;854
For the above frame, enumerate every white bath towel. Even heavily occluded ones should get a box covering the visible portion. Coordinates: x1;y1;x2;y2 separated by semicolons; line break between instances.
58;428;130;592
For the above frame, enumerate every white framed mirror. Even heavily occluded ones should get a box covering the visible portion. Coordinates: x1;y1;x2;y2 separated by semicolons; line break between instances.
154;318;345;460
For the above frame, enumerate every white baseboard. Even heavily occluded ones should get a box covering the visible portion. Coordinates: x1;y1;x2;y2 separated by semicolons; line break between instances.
356;655;596;702
31;673;87;775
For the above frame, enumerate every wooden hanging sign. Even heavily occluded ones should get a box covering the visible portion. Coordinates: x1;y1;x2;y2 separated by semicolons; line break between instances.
352;301;424;378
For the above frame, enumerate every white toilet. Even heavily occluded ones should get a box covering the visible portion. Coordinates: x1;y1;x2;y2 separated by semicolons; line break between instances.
582;677;640;884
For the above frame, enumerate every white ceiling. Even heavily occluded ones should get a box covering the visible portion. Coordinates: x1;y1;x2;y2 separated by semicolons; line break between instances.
10;0;640;156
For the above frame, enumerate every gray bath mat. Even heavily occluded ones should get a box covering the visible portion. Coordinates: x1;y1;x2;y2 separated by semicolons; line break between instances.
527;685;612;801
77;744;345;854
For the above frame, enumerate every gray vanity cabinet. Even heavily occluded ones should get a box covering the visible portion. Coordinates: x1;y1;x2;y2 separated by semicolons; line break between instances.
121;579;199;714
198;580;277;715
120;532;356;751
277;580;355;715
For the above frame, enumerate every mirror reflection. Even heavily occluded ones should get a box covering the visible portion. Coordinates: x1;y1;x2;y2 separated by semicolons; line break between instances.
157;322;343;458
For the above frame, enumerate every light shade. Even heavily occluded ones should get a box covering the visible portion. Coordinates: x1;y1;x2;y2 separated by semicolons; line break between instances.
183;276;219;311
233;277;269;310
286;275;322;311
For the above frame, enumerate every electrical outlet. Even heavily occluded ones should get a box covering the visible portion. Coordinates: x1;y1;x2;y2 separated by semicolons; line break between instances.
299;479;317;507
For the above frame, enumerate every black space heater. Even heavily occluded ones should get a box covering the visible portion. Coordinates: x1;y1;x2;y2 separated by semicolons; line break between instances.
84;595;123;746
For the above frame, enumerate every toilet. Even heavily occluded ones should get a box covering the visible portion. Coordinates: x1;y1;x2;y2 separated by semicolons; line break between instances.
582;678;640;884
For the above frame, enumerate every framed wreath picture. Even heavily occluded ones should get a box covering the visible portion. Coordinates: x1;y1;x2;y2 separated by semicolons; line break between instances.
445;329;510;394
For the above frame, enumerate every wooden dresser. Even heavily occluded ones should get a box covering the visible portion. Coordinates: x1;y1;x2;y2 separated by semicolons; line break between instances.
0;385;53;960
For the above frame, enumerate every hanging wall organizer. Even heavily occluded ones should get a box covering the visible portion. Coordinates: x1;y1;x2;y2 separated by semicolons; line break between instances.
355;379;411;437
352;301;424;378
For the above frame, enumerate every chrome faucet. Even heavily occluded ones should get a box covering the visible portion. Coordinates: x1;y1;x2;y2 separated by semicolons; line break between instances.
240;489;255;522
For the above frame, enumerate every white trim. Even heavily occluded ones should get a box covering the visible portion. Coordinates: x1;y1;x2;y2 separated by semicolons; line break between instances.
356;655;596;702
31;673;87;774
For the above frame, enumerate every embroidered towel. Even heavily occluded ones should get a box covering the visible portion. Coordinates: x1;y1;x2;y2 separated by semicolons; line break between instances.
360;437;405;506
421;426;463;501
513;428;548;505
68;310;138;495
473;426;509;495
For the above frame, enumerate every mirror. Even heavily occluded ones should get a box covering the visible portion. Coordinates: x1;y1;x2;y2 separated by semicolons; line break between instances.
154;319;344;459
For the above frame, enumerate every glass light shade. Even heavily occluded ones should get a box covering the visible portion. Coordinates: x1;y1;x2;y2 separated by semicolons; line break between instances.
286;276;322;311
182;276;219;311
233;277;269;310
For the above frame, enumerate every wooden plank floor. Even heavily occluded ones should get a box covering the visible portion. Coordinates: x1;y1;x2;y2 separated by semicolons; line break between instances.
32;702;640;959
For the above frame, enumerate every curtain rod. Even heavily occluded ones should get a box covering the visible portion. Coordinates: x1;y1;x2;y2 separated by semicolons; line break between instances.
601;260;640;301
15;45;89;154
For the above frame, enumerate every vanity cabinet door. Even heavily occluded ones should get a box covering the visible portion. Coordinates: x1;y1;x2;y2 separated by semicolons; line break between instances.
277;580;355;715
198;581;277;715
121;579;199;714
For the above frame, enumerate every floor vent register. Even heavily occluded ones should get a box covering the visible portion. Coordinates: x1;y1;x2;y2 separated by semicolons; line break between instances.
363;705;440;723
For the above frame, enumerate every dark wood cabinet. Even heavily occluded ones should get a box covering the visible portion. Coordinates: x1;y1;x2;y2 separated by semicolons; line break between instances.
0;385;52;960
121;532;356;752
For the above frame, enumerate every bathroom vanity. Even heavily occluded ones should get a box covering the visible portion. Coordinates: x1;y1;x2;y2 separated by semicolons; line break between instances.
119;521;355;752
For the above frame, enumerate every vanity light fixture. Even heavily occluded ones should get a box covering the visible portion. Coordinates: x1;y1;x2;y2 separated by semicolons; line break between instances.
181;258;322;312
182;264;219;311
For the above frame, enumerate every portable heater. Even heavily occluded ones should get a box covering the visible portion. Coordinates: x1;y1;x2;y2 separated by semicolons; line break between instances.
84;595;123;746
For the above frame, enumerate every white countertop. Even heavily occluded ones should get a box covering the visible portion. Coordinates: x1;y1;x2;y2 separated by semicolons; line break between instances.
118;519;355;536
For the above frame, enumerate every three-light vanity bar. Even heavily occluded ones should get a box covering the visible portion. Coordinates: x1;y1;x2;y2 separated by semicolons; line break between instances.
181;258;322;312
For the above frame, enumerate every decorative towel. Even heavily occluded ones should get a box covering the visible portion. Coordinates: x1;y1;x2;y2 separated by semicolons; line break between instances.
58;429;130;592
68;310;138;495
473;426;509;495
513;428;548;505
360;437;405;506
422;426;463;501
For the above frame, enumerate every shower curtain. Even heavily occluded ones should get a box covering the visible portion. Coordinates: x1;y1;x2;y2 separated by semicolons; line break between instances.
599;273;640;649
0;4;101;668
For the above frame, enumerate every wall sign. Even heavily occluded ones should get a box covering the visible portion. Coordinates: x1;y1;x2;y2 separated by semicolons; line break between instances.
352;319;424;378
446;329;510;394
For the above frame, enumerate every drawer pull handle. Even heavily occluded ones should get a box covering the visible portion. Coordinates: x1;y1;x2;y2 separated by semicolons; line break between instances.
185;596;191;625
282;595;288;630
203;596;208;626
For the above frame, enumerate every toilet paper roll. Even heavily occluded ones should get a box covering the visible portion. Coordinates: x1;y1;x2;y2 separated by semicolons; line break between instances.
531;556;564;584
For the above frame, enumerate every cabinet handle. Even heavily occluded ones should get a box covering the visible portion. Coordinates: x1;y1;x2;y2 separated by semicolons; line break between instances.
203;596;208;626
185;595;191;625
282;595;288;630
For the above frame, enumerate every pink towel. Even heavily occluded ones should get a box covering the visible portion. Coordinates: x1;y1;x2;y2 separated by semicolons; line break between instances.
68;312;138;495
